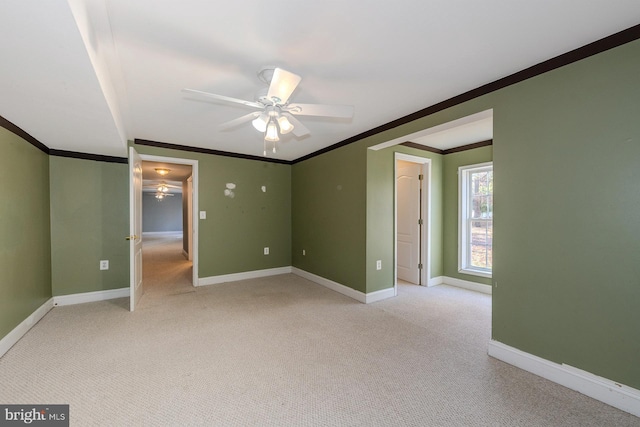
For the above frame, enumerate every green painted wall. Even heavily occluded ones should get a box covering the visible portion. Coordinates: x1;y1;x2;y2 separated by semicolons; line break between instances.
292;141;366;292
132;144;291;277
0;128;51;338
492;41;640;388
366;145;443;293
443;146;493;285
50;156;129;296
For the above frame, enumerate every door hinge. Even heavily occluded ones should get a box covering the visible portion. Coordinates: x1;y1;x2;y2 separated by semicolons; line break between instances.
418;174;424;181
418;219;423;225
418;263;423;270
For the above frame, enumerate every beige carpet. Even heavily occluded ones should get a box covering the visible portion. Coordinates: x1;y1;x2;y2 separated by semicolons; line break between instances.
1;235;638;426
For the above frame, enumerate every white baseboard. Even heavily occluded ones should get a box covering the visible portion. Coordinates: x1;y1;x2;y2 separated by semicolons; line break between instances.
53;288;129;307
0;298;54;359
142;231;182;236
488;340;640;417
442;276;492;295
292;268;366;302
365;287;396;303
198;266;293;287
428;276;445;287
292;268;395;304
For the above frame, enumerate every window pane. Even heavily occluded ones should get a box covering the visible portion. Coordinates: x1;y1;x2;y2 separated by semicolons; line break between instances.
470;220;492;270
471;195;491;218
459;163;493;276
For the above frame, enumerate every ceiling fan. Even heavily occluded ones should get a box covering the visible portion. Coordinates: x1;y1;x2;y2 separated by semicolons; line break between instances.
182;67;354;155
143;181;181;200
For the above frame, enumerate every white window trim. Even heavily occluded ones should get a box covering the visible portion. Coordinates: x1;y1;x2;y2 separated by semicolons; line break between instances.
458;161;493;278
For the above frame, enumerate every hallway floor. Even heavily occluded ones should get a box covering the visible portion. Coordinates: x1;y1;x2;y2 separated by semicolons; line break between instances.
141;232;193;303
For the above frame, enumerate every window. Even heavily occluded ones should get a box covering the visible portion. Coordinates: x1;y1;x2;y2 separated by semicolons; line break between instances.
458;162;493;277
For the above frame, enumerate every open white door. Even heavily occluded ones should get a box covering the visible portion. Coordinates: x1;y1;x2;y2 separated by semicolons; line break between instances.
396;160;422;284
187;176;193;261
128;147;143;311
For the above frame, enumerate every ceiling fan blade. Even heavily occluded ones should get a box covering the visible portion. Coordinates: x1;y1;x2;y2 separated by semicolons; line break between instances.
218;112;261;130
286;103;354;118
182;88;263;109
283;113;310;137
267;68;301;105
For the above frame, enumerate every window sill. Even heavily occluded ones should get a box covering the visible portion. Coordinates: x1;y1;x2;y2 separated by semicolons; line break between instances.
458;268;492;279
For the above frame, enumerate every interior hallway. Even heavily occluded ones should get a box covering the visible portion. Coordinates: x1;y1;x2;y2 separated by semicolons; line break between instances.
142;232;193;302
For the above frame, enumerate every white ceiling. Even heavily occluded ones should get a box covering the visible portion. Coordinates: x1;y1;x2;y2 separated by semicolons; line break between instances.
2;1;640;161
141;161;191;193
141;161;192;181
411;114;494;151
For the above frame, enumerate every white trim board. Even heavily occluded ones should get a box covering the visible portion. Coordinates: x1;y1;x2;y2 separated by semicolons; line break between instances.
442;276;492;295
488;340;640;418
427;276;492;294
292;268;395;304
53;288;130;306
193;266;396;303
428;276;445;287
142;231;183;236
198;267;293;286
0;298;54;359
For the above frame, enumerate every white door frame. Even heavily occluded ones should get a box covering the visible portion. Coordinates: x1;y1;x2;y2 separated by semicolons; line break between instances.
187;176;193;261
138;154;199;286
394;152;431;295
129;147;143;311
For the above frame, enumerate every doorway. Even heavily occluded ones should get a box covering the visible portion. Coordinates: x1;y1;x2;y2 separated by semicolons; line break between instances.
131;154;199;308
395;153;431;292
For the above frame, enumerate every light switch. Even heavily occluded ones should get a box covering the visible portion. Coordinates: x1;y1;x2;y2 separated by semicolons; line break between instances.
199;211;206;219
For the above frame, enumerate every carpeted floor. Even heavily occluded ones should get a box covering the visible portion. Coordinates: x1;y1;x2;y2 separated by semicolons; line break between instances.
0;235;638;426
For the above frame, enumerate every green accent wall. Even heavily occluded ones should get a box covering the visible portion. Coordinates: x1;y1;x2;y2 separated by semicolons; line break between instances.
292;141;366;291
0;128;51;338
50;156;129;295
443;146;493;285
132;144;292;277
491;41;640;388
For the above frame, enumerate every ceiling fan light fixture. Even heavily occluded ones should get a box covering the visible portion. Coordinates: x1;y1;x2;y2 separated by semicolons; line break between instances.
251;112;268;132
277;115;293;134
264;119;279;142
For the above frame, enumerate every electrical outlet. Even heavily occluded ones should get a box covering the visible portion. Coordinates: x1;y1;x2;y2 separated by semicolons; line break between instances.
264;247;269;255
376;260;382;270
100;260;109;270
302;249;306;256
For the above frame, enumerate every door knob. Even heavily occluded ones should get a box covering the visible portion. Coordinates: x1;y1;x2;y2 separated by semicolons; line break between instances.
125;235;139;241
